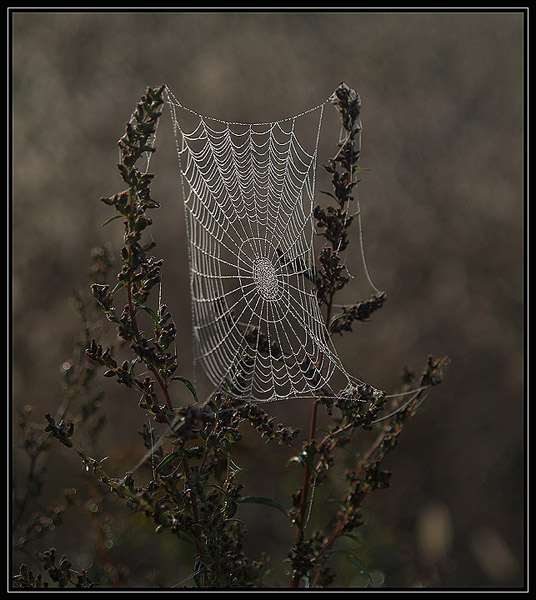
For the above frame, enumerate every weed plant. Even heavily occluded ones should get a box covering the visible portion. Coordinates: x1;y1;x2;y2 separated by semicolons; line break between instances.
12;84;448;589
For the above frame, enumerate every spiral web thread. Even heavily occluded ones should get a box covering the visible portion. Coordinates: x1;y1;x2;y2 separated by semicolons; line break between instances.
165;88;382;403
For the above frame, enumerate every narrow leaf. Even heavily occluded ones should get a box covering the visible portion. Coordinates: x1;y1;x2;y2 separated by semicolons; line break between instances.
139;305;160;328
101;214;123;227
288;452;318;477
155;451;182;475
238;496;288;517
171;376;198;403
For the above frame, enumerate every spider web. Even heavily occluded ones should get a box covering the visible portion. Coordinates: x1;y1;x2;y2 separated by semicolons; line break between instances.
165;88;381;403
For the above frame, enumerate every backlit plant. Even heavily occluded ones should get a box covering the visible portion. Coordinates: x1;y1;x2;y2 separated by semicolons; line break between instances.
12;84;448;589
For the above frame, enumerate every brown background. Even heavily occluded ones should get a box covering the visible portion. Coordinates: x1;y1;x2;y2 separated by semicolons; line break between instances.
12;10;525;588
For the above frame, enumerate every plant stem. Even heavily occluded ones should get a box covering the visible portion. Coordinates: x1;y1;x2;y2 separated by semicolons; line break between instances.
298;398;319;532
126;280;173;412
125;190;173;413
290;397;319;588
291;85;361;587
182;456;205;566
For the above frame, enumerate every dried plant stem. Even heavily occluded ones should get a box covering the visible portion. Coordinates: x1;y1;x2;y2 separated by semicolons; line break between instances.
291;398;319;588
125;273;173;413
309;380;434;588
124;189;174;413
182;456;205;560
291;86;356;588
298;399;320;530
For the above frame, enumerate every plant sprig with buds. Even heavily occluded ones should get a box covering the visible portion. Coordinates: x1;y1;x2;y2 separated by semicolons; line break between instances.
13;84;448;590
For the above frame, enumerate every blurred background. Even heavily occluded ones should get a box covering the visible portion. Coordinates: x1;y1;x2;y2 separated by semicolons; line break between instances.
11;10;525;589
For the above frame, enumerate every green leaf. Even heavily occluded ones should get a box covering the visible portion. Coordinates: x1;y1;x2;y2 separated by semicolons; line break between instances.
109;281;125;297
139;305;160;328
171;376;198;403
326;549;371;581
101;214;123;227
155;451;182;475
344;553;371;580
287;452;318;477
342;532;362;546
238;496;288;517
328;312;347;331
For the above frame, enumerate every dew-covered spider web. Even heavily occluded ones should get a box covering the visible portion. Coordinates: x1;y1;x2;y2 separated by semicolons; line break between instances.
164;88;384;403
